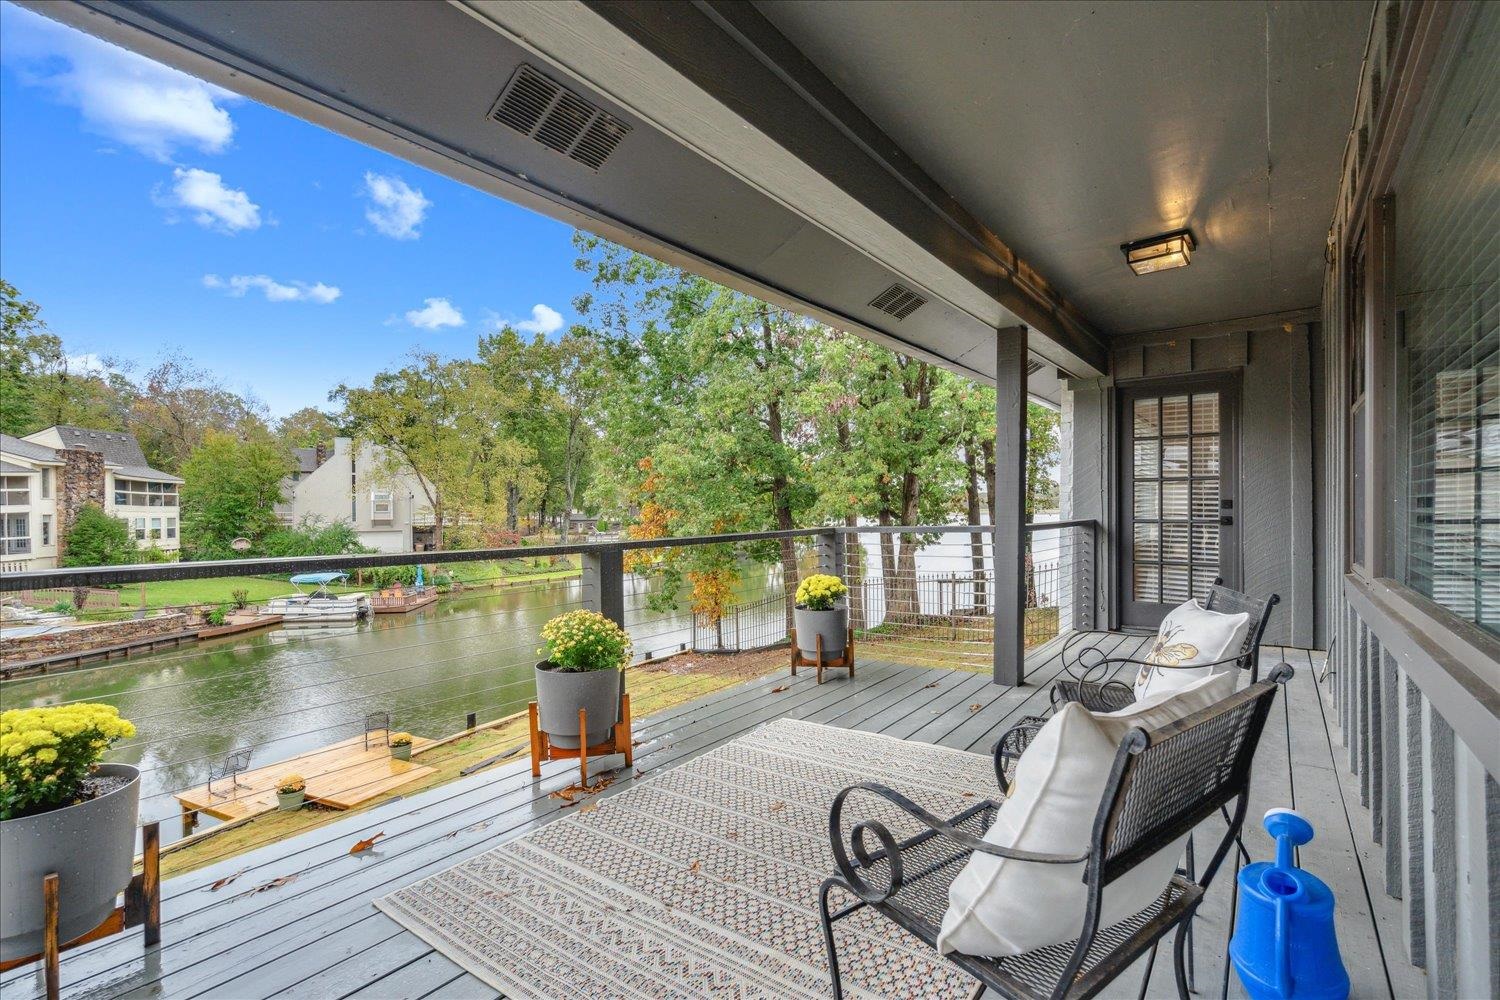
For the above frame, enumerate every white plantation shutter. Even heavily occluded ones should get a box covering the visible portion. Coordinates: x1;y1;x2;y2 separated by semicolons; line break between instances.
1396;5;1499;636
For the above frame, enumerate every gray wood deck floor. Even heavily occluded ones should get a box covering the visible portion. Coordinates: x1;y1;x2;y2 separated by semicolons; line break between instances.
0;633;1423;999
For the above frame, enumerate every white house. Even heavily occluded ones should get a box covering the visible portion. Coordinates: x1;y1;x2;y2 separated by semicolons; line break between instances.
0;425;183;571
276;437;436;553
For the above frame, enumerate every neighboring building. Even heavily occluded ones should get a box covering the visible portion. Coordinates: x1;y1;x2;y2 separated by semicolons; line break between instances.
0;426;183;571
277;437;436;553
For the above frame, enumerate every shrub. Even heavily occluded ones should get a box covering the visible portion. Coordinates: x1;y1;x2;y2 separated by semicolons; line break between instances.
46;601;74;614
0;704;136;819
277;773;305;794
388;732;413;747
795;574;848;611
230;588;250;610
61;505;137;567
539;609;632;672
205;605;229;627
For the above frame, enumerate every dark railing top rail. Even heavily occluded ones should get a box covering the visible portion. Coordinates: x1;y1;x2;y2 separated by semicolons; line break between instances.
0;522;1096;592
837;520;1097;534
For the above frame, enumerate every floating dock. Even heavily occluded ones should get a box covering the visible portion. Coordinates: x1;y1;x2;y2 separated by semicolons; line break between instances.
369;587;440;614
173;730;435;833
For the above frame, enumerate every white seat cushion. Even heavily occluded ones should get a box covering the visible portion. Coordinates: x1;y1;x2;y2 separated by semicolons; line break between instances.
1133;599;1251;702
937;672;1236;959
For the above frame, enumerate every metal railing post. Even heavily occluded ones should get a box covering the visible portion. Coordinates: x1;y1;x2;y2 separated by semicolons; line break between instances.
581;544;625;627
816;529;844;579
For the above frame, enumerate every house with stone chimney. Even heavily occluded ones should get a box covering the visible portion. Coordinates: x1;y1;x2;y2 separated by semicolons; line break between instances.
0;425;183;571
275;436;436;553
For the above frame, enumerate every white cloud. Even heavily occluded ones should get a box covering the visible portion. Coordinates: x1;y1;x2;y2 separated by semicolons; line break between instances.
513;303;564;336
158;168;261;232
362;172;430;240
405;297;464;330
203;274;341;304
65;353;107;375
1;4;238;162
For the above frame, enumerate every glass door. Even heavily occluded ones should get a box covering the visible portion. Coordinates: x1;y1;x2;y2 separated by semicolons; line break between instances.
1119;374;1241;628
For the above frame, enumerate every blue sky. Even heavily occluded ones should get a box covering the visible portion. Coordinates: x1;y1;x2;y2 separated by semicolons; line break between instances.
0;2;591;417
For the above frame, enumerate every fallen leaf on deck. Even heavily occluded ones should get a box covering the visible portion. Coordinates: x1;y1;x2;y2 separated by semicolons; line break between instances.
633;769;646;779
769;801;787;813
924;682;941;689
960;791;976;798
969;703;982;712
687;860;702;874
770;685;790;693
349;832;386;855
579;802;599;814
207;869;246;892
236;873;299;899
631;740;644;748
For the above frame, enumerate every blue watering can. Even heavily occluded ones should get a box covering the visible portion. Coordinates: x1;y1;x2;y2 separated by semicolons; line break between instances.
1229;808;1350;1000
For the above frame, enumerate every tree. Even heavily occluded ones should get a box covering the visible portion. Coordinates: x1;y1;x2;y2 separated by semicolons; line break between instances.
129;354;271;472
178;431;293;559
275;407;340;449
1026;402;1061;518
61;505;137;567
258;517;371;557
0;280;60;435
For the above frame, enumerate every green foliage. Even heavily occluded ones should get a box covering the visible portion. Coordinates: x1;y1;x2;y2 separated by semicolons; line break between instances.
274;406;340;448
205;604;229;627
61;505;137;567
257;518;370;558
230;588;250;610
46;601;74;614
363;565;419;588
179;431;294;559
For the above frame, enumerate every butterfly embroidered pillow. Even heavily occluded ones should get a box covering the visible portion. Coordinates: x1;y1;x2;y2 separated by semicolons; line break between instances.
1133;599;1251;701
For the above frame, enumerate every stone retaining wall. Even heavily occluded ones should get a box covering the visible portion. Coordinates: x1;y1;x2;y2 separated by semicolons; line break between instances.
1;612;193;664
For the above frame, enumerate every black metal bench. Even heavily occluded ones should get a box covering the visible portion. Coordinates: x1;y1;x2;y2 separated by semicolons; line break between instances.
818;664;1292;1000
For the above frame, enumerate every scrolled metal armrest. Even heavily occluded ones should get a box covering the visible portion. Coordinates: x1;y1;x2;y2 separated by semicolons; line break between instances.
1050;678;1135;713
993;720;1044;793
828;782;1089;905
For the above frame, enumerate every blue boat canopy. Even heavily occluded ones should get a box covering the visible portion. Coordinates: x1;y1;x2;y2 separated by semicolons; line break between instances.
289;572;348;585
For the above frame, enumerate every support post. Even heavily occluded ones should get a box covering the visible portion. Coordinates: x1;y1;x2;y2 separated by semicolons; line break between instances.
581;545;625;627
994;325;1028;686
815;529;845;579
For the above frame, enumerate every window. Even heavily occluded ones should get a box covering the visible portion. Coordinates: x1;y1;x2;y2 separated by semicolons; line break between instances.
1395;4;1499;636
41;514;51;547
114;479;178;507
150;517;162;540
3;512;30;554
40;468;51;499
166;517;177;540
0;475;30;507
133;517;146;541
371;490;394;521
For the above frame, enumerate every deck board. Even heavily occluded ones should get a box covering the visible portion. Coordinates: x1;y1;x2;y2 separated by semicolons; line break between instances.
5;633;1423;1000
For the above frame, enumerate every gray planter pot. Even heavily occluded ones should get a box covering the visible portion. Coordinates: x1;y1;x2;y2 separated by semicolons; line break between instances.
795;604;849;659
390;744;412;762
276;789;305;811
1;762;140;962
535;661;621;749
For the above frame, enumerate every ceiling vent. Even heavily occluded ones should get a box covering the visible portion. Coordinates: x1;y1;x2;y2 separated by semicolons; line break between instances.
489;65;631;171
868;283;927;320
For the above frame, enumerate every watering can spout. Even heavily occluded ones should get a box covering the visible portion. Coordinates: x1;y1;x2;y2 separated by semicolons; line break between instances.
1229;809;1350;1000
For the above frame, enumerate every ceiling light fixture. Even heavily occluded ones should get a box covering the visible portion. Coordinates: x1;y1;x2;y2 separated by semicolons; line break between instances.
1121;229;1196;275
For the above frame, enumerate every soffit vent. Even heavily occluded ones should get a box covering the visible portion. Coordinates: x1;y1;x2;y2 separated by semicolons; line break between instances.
489;65;631;171
868;283;927;320
1026;360;1046;376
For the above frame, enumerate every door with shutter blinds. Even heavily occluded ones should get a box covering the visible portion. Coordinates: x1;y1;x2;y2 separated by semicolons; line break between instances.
1118;374;1242;628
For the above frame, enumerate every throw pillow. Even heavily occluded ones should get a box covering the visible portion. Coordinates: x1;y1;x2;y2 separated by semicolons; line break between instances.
1133;599;1251;701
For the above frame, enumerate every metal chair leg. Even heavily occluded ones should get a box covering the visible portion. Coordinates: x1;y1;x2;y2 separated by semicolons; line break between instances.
1173;919;1193;1000
819;879;847;1000
1136;941;1160;1000
1184;835;1196;992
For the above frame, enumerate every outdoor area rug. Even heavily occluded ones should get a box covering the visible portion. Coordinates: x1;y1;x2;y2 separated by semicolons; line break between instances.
376;717;997;999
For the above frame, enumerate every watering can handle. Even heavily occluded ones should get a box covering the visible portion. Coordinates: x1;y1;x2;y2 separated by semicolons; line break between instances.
1264;809;1315;998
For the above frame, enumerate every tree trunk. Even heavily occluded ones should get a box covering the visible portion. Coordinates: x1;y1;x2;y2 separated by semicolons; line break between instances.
432;503;445;550
892;470;921;621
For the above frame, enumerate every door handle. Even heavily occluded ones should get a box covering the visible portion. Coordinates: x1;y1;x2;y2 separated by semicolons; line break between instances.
1220;515;1234;526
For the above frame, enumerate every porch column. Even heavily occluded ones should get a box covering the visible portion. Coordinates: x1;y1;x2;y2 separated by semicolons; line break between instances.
994;326;1028;686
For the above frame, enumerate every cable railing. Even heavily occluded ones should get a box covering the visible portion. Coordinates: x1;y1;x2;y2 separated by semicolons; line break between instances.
0;522;1094;866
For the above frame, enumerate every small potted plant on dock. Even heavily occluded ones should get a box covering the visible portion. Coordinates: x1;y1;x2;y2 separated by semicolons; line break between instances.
793;573;850;659
0;704;138;963
534;610;631;749
276;774;306;811
389;732;413;762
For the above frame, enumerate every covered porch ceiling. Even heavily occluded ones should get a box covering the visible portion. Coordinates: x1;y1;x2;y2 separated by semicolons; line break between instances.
33;0;1369;399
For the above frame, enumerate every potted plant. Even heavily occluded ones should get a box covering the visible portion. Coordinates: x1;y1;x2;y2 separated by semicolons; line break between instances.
389;732;413;762
794;573;850;660
276;774;306;811
0;704;138;963
534;610;631;749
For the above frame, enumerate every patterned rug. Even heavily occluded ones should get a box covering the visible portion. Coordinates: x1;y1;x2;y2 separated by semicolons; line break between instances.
376;718;995;999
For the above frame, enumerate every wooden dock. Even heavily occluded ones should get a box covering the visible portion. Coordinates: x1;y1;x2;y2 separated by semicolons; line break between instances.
174;731;435;831
196;613;283;640
369;588;440;614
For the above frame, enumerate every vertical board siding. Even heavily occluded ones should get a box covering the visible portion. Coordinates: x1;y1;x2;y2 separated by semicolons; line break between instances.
1402;675;1427;967
1426;712;1457;998
1381;648;1401;891
1487;774;1500;1000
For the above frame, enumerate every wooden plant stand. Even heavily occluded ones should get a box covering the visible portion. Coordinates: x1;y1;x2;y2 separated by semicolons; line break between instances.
528;694;632;786
0;822;162;1000
789;628;856;683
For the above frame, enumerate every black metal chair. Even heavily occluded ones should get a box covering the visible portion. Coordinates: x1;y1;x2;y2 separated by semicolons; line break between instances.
818;664;1293;1000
